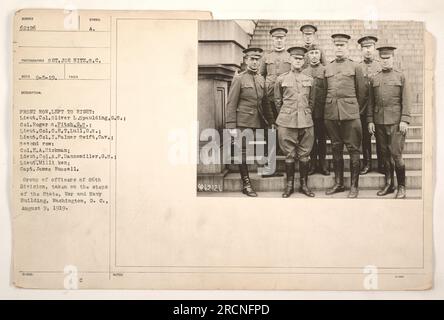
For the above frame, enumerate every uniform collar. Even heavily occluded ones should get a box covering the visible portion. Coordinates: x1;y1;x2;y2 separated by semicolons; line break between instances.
246;67;258;74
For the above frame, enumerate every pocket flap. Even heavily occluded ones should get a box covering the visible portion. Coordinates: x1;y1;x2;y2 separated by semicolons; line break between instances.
387;79;402;86
342;70;356;77
236;108;254;115
344;97;358;104
280;107;292;114
302;80;312;87
282;80;294;87
241;83;254;88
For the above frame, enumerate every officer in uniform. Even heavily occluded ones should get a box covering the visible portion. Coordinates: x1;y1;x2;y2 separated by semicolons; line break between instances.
324;33;364;198
259;27;291;177
356;35;384;175
302;44;330;176
226;48;274;197
274;46;316;198
260;27;291;119
300;24;327;69
367;46;411;199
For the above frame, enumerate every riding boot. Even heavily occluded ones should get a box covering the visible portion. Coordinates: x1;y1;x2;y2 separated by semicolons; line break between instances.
377;160;395;196
239;164;257;197
348;154;360;198
318;157;330;176
360;148;371;175
282;162;295;198
318;136;329;175
299;161;315;197
376;137;384;174
395;165;407;199
326;152;345;195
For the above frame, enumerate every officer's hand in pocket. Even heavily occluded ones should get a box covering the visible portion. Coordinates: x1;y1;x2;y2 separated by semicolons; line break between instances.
368;122;375;135
399;121;408;135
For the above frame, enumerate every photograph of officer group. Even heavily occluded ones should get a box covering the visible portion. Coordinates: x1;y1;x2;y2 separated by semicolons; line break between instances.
226;24;412;199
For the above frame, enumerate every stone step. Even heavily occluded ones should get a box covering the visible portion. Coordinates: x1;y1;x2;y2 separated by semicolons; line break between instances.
273;125;421;138
339;125;421;138
410;114;423;125
406;125;422;137
324;138;422;154
228;153;422;172
197;189;422;199
223;171;422;191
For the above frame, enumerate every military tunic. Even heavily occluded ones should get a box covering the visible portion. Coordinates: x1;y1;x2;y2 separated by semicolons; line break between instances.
274;70;315;162
303;63;328;164
226;69;273;164
259;50;292;119
302;64;326;119
357;59;382;114
225;70;273;129
324;58;364;156
367;69;412;167
357;59;383;169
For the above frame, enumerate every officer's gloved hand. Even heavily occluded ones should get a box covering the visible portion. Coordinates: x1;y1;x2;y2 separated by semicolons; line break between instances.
399;121;408;135
368;122;375;135
228;129;238;137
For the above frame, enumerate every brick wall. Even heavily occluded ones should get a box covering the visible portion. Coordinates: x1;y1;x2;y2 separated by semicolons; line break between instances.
250;20;424;105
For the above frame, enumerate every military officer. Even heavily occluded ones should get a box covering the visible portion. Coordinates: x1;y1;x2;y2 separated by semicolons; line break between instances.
226;47;274;197
324;33;364;198
274;46;316;198
300;24;327;69
356;35;384;175
259;27;291;177
367;46;411;199
260;27;292;119
302;44;330;176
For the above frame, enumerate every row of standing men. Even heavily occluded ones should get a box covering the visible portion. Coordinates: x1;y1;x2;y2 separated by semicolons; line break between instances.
226;25;411;198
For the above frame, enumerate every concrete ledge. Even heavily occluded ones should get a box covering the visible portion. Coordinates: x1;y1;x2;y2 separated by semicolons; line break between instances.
222;171;422;191
199;20;251;49
198;64;237;81
197;169;229;192
198;42;245;67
